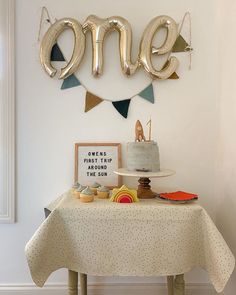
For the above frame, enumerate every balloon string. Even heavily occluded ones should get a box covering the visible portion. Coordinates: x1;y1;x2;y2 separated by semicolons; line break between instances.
37;6;53;42
178;11;192;70
188;13;192;70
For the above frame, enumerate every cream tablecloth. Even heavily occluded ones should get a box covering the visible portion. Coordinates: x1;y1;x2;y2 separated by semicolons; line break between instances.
25;191;235;293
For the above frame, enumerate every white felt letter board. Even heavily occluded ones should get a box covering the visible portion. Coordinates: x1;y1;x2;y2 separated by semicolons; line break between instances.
74;143;122;188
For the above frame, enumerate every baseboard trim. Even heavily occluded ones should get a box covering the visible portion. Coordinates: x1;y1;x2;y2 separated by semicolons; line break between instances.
0;282;218;295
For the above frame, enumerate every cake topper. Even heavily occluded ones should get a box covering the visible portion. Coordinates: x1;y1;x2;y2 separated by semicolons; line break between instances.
135;120;146;142
135;119;152;142
147;118;152;141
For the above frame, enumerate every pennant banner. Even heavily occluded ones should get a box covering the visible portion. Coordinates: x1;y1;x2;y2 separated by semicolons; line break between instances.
49;36;192;118
61;74;81;90
85;92;103;112
51;43;65;61
138;84;154;103
112;99;131;118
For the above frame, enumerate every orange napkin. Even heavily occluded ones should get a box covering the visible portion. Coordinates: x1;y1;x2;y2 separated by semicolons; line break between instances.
159;191;198;201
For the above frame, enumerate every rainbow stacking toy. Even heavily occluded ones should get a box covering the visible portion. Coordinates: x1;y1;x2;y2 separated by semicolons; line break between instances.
110;185;139;203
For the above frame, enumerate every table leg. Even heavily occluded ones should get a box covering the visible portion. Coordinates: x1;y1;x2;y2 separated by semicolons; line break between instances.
174;274;185;295
80;273;87;295
68;270;78;295
167;276;174;295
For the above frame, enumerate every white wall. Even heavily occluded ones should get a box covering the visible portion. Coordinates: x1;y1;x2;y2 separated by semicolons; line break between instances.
215;0;236;294
1;0;233;291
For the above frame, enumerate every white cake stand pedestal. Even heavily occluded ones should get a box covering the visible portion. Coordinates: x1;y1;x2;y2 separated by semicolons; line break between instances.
114;168;175;199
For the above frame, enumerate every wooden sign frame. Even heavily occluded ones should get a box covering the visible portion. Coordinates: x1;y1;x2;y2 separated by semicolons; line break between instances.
74;143;122;188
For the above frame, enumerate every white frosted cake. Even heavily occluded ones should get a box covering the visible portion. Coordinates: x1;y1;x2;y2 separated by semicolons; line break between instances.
126;141;160;172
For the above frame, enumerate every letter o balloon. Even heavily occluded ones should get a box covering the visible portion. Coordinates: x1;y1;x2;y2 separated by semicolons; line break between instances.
40;18;85;79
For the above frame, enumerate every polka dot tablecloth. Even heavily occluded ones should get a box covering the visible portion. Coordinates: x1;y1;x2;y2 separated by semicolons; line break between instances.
25;191;235;293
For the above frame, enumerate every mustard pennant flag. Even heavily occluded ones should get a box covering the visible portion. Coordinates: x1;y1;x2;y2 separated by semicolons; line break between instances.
168;71;179;79
85;92;103;112
172;35;190;52
151;34;191;54
138;84;154;103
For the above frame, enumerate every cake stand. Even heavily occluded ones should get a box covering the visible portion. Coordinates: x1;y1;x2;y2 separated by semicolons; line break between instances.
114;168;175;199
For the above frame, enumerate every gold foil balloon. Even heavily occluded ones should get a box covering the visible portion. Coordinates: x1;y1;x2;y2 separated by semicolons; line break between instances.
83;15;139;77
40;18;85;79
139;15;179;79
108;16;139;76
83;15;110;77
40;15;180;80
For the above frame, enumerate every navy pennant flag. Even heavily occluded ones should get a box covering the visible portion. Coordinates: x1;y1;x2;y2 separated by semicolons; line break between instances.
51;43;65;61
112;99;131;118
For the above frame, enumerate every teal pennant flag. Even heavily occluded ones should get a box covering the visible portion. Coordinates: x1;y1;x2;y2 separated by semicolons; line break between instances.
112;99;131;118
61;74;81;90
51;43;65;61
138;84;154;103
